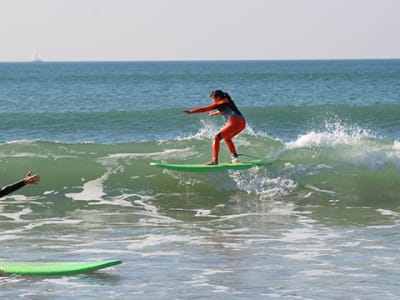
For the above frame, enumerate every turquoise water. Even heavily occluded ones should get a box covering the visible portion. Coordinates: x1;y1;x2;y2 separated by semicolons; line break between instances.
1;60;400;299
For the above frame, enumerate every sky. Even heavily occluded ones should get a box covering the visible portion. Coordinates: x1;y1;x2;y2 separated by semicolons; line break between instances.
1;0;399;62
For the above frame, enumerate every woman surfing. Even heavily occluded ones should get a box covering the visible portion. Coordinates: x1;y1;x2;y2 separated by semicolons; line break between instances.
183;90;246;165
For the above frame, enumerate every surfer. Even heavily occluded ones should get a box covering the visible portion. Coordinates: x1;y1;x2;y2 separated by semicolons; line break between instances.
183;90;246;165
0;171;40;198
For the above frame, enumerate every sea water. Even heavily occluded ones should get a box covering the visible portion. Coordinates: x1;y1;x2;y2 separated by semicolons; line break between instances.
0;60;400;299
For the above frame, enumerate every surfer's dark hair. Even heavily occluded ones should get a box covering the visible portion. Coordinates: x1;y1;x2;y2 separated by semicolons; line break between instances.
210;90;232;101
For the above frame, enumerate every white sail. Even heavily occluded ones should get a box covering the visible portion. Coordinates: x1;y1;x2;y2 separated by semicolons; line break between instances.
31;49;42;62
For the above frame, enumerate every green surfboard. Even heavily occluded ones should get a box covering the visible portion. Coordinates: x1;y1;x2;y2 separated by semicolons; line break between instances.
0;260;122;276
150;159;264;172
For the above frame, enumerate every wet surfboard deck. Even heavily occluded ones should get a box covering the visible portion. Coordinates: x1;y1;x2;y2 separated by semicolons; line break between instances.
149;160;264;172
0;260;122;276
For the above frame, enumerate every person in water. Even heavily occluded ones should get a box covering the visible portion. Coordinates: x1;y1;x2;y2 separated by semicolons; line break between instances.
0;171;40;198
183;90;246;165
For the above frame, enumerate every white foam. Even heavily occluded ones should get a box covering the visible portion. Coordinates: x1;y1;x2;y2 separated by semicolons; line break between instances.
0;234;22;241
72;248;130;254
108;148;197;160
0;207;32;222
134;199;158;214
65;152;123;201
195;209;212;217
136;251;181;257
23;218;82;231
286;121;373;149
283;121;400;171
298;269;342;277
393;140;400;151
1;194;38;202
351;144;400;170
376;209;400;217
134;198;181;225
65;175;106;201
304;184;336;196
230;168;297;198
43;190;57;195
189;268;233;293
127;234;190;250
177;119;220;140
66;147;198;202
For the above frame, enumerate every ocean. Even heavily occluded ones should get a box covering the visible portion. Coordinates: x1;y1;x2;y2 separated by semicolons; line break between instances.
0;60;400;299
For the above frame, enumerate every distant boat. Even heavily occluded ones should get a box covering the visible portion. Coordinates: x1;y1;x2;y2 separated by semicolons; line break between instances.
31;49;42;62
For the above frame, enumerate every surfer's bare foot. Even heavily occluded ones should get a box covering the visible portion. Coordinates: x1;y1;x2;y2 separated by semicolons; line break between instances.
205;160;218;165
231;158;240;164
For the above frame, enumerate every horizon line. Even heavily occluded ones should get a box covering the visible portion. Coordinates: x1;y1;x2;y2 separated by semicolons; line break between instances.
1;57;400;64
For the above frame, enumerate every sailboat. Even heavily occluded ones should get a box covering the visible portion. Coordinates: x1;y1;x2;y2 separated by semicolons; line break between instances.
31;49;42;63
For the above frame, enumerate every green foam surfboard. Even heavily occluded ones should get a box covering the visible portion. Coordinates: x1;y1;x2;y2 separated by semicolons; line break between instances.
150;159;264;172
0;260;122;276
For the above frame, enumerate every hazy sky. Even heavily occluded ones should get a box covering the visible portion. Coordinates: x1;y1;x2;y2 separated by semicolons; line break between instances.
1;0;399;61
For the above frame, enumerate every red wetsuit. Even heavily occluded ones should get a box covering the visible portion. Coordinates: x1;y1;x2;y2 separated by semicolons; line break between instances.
189;99;246;162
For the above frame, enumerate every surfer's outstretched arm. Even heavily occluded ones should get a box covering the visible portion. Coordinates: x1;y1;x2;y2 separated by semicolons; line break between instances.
0;171;40;198
182;99;229;114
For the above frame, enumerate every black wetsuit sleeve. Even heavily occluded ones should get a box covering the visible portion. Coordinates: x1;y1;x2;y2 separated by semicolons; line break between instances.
0;180;25;198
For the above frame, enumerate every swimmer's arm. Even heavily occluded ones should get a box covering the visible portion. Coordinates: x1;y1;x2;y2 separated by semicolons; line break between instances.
0;172;40;198
0;180;25;198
